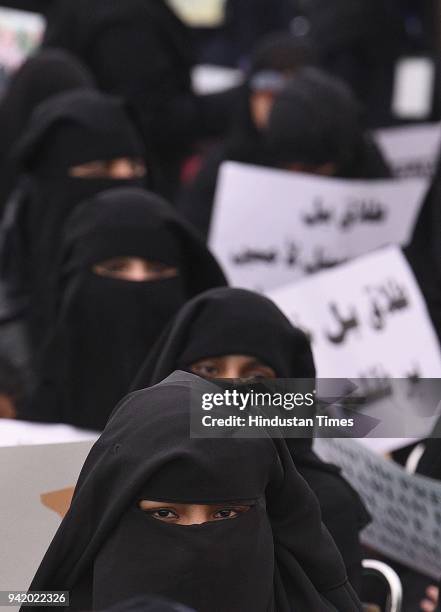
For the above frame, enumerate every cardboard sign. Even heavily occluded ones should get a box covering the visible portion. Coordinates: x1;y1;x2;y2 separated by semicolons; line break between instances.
0;441;94;592
315;437;441;581
375;123;441;179
0;7;45;93
209;162;427;292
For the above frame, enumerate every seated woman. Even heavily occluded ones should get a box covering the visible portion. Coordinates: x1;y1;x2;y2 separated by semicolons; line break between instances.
20;188;225;431
3;89;148;351
24;372;362;611
132;287;371;594
178;66;390;238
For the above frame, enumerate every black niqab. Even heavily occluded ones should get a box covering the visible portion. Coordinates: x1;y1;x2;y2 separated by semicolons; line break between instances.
132;288;370;592
23;189;226;431
24;372;361;611
0;49;95;210
264;68;391;178
9;89;147;349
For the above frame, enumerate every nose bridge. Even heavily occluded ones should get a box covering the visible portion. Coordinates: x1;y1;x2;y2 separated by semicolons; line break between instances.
224;360;242;380
184;506;210;525
111;158;134;178
129;258;149;281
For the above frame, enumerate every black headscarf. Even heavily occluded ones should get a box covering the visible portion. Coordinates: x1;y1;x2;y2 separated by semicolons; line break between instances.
264;68;391;179
22;188;226;431
0;49;95;211
416;415;441;481
132;288;371;593
24;372;361;612
8;89;147;349
405;158;441;342
43;0;235;198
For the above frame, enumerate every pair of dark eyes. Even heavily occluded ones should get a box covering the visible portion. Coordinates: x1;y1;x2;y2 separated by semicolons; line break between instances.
191;363;276;380
145;507;248;522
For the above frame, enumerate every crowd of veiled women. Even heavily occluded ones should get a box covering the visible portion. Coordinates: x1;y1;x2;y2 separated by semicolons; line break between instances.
0;1;441;611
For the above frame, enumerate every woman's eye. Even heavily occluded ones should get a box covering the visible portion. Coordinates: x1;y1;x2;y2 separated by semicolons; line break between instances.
213;507;247;520
192;364;219;378
149;508;179;521
243;368;276;381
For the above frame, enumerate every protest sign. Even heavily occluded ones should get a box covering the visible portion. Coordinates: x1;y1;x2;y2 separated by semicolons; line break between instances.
375;122;441;179
268;246;441;380
269;247;441;443
209;162;427;292
0;441;94;594
0;7;45;93
315;437;441;580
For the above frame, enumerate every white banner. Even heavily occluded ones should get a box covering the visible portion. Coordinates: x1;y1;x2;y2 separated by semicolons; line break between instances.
0;8;45;92
209;162;427;292
315;437;441;581
375;123;441;180
0;441;93;593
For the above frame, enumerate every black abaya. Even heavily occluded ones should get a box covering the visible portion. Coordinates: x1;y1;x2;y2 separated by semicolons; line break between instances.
22;188;226;431
23;372;362;612
132;287;371;593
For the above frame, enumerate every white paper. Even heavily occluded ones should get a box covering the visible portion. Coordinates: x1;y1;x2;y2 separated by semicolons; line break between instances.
209;162;427;293
375;123;441;179
315;437;441;580
0;419;99;447
0;441;93;592
268;246;441;379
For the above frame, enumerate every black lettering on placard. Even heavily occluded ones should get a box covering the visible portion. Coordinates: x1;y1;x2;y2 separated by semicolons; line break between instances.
340;199;387;230
301;197;388;230
302;198;333;226
322;279;411;347
325;303;359;345
232;249;277;265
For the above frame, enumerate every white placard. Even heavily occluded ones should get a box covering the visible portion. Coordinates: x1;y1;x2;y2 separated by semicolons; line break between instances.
0;441;93;592
269;248;441;443
0;7;45;93
209;162;427;293
315;437;441;580
268;246;441;380
0;419;99;447
375;123;441;179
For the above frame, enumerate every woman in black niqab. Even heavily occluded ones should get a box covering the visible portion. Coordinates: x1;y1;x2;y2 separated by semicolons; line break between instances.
21;188;226;431
24;372;362;611
0;49;95;211
6;89;147;350
132;287;371;594
179;65;390;238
